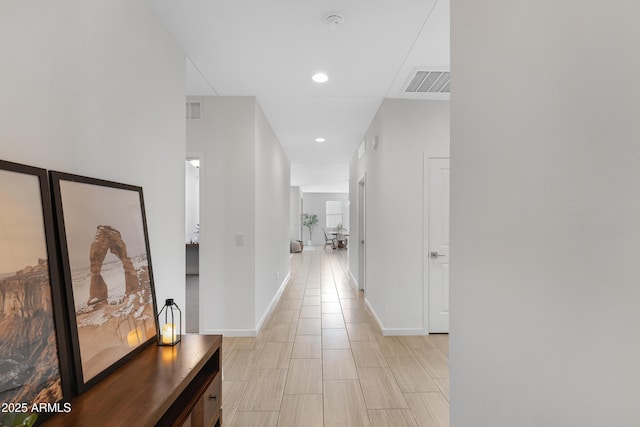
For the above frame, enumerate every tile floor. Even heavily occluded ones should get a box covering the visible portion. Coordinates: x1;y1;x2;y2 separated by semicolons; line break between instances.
220;248;449;427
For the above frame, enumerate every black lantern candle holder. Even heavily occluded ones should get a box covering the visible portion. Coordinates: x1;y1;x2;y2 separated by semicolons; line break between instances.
157;298;182;346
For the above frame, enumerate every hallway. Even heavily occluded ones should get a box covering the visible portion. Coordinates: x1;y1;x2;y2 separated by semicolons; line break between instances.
221;248;450;427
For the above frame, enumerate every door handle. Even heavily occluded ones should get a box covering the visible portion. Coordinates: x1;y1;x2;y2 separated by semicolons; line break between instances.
430;252;445;259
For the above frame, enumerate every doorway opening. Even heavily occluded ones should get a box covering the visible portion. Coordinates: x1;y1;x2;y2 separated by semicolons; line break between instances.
185;157;200;333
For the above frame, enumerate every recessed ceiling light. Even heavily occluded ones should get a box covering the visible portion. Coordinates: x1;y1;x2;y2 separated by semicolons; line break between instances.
314;137;326;143
312;72;329;83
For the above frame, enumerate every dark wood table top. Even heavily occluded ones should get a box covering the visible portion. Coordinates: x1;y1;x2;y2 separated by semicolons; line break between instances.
42;334;222;427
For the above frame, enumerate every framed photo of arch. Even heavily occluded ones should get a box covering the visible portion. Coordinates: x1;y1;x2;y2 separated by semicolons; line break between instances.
50;171;158;394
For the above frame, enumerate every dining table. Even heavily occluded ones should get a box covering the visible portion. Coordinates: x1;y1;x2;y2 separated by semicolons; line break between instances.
329;231;349;249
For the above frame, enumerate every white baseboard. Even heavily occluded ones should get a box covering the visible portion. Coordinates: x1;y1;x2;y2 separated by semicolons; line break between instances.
255;270;291;332
381;328;428;336
364;297;384;333
201;271;291;337
364;298;427;336
348;270;359;290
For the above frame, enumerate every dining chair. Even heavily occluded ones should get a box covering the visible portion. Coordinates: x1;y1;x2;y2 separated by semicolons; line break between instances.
323;228;336;249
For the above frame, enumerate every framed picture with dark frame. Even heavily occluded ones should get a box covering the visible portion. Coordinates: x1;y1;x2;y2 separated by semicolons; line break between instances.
49;172;158;394
0;160;71;426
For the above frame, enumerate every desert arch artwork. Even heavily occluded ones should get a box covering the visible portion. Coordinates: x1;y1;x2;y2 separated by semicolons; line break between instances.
50;172;158;391
88;225;139;304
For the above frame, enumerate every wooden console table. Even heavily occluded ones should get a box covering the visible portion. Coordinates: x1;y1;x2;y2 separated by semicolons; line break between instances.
43;334;222;427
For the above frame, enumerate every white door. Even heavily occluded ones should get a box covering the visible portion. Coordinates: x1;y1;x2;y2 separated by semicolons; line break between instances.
428;158;450;333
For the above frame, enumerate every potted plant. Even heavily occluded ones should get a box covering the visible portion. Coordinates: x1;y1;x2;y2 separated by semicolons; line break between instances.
302;213;319;246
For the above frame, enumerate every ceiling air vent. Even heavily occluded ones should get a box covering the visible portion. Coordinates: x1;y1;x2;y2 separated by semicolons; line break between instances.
405;70;450;93
186;101;202;120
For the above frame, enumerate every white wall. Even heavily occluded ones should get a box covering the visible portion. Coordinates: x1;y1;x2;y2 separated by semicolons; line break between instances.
187;97;256;333
186;96;290;335
290;186;302;241
254;101;291;328
0;0;186;317
349;99;449;334
451;1;640;425
302;193;349;246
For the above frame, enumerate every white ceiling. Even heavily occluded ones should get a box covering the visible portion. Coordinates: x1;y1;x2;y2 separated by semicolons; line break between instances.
149;0;450;193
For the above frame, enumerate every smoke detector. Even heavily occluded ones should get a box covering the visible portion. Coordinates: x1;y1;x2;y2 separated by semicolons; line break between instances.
324;12;344;29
